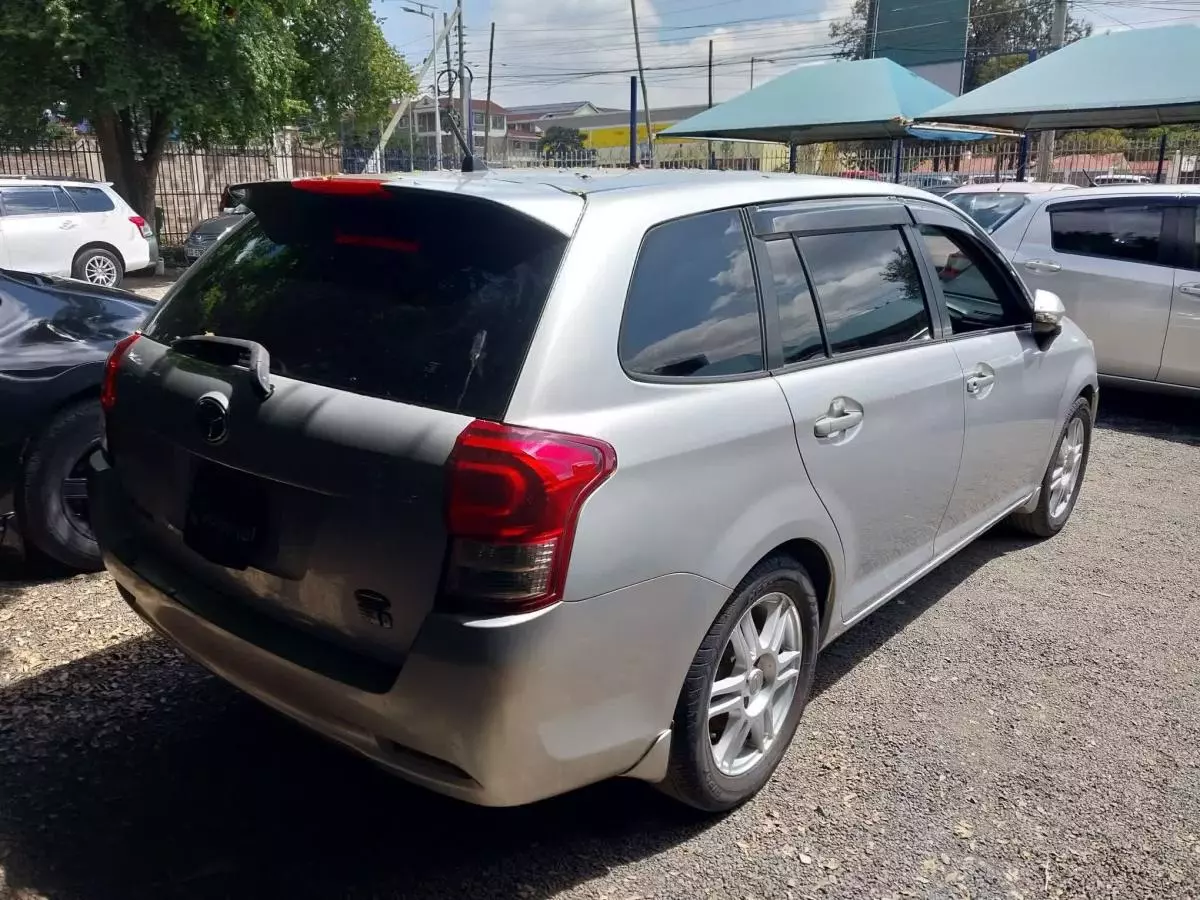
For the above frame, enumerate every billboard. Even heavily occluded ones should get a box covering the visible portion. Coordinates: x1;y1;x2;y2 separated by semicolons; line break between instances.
873;0;970;94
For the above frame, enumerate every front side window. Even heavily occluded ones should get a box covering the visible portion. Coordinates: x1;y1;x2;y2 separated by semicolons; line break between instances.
620;210;763;378
795;228;932;355
1050;203;1163;265
1;186;64;216
915;225;1027;334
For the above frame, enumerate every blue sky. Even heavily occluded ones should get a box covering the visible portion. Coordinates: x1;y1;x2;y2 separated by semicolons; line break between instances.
370;0;1200;110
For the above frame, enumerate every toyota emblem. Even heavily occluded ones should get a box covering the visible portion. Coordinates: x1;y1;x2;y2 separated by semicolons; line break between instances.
195;394;229;445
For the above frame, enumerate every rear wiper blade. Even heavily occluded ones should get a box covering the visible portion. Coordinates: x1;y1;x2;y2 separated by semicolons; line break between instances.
172;334;274;400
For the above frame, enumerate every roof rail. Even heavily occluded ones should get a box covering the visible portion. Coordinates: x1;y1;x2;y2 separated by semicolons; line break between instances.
0;174;100;184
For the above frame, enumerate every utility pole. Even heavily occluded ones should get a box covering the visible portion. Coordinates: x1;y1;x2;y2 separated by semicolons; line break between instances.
750;57;756;90
484;22;495;161
707;40;714;169
457;0;469;155
1036;0;1069;181
630;0;654;167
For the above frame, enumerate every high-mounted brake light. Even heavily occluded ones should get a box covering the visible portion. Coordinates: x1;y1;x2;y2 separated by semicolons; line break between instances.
291;177;391;196
101;332;141;412
442;420;617;614
334;233;419;253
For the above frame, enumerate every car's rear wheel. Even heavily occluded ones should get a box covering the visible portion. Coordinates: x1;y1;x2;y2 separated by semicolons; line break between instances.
73;248;124;287
1009;396;1092;538
15;399;104;571
659;555;820;812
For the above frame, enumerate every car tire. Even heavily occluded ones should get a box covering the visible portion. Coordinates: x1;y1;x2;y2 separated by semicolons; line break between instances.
658;554;820;812
1009;396;1092;539
15;399;104;572
73;247;124;288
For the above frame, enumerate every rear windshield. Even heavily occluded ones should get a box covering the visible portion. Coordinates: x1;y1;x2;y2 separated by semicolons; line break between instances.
144;185;567;420
946;192;1028;233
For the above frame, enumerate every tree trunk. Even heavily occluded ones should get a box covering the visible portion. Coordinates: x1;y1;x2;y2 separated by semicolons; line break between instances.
93;107;169;220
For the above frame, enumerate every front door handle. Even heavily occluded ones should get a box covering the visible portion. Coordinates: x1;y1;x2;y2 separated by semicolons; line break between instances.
1024;259;1061;274
965;365;996;394
1179;282;1200;297
814;400;864;437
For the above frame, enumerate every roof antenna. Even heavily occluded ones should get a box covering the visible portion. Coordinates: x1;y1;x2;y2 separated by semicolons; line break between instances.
444;110;488;173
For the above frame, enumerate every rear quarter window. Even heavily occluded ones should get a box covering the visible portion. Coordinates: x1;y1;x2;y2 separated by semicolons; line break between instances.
143;187;567;420
65;186;117;213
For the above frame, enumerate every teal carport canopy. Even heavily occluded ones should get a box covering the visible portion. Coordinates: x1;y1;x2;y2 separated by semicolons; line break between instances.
660;58;964;144
919;24;1200;131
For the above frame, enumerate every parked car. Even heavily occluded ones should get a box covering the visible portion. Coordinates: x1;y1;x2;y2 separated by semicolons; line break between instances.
977;183;1200;393
945;181;1074;233
0;269;153;568
897;173;961;195
182;203;250;264
1090;174;1151;186
0;176;157;287
90;171;1097;811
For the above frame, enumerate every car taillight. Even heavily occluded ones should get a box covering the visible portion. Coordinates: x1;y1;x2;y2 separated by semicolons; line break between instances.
101;333;140;412
442;420;616;614
129;215;153;238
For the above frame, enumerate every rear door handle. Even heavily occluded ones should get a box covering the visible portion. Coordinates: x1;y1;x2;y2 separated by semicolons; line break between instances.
1178;282;1200;297
814;407;863;437
1024;259;1061;274
59;220;78;230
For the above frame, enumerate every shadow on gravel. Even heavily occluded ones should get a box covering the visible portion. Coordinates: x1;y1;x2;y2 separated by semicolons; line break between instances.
0;636;707;900
1095;386;1200;446
813;531;1028;699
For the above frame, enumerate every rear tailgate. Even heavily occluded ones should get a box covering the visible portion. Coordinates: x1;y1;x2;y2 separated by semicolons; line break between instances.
103;178;579;663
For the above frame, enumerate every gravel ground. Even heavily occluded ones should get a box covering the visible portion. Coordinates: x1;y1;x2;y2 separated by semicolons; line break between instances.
1;389;1198;900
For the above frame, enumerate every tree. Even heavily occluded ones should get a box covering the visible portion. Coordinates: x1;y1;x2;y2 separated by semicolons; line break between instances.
538;126;587;161
0;0;414;217
828;0;1092;90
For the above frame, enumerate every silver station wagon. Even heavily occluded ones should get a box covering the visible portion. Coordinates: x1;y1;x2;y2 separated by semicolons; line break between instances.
91;170;1098;811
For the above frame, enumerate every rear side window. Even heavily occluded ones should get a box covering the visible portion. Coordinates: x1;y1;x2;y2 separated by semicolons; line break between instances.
620;209;763;378
1049;204;1163;265
65;186;116;212
144;188;567;420
1;186;65;216
761;237;825;365
795;229;932;354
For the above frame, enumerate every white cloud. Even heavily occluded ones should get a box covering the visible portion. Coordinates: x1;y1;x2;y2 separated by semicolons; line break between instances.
484;0;853;109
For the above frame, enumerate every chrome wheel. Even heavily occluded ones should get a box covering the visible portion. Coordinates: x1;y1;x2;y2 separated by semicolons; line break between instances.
708;592;803;777
83;254;118;286
1049;416;1085;520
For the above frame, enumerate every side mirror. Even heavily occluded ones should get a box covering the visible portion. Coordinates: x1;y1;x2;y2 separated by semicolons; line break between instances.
1032;288;1065;335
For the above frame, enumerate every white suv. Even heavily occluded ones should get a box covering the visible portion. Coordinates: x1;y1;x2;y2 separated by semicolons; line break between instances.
0;176;157;287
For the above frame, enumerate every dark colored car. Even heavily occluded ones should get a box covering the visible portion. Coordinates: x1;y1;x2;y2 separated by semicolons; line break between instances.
183;204;250;264
0;269;153;568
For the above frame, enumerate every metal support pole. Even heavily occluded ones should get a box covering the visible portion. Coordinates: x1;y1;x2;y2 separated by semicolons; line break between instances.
788;142;797;174
484;22;495;162
707;40;715;170
1156;132;1169;184
457;0;468;157
1036;2;1068;181
629;76;638;168
892;139;903;183
1016;48;1037;182
630;0;654;167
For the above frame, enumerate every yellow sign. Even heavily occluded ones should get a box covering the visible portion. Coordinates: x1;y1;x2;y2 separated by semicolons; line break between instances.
583;122;676;149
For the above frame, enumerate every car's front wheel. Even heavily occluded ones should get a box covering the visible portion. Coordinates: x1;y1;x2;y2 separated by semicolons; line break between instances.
659;555;820;812
15;399;104;571
1009;395;1093;538
73;247;124;287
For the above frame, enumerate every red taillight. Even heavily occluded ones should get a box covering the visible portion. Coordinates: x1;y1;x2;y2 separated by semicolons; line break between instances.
101;332;140;412
129;215;146;228
129;215;153;238
291;177;390;196
442;420;617;614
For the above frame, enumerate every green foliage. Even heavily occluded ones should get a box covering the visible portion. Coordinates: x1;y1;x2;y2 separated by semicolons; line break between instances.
538;126;587;159
0;0;414;213
828;0;1093;90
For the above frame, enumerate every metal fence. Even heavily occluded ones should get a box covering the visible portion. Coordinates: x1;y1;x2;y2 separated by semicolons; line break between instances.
7;131;1199;249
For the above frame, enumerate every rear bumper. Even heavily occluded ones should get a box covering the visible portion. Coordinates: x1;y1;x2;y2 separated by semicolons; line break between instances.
91;458;726;806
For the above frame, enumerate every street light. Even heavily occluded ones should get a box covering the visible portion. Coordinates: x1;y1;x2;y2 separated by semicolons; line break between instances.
750;57;778;90
401;4;441;170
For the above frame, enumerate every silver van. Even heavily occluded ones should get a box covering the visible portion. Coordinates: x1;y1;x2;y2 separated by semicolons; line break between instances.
91;171;1098;811
982;184;1200;395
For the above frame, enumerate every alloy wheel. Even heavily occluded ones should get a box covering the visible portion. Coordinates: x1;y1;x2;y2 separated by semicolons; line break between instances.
1049;417;1085;520
83;255;118;286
